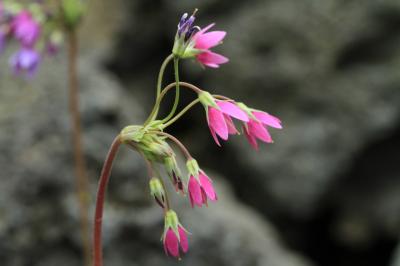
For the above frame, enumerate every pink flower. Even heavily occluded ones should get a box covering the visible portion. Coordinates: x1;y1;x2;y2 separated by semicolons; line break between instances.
188;171;217;207
11;11;40;47
162;210;189;258
193;24;229;68
243;111;282;150
163;226;189;258
207;100;249;146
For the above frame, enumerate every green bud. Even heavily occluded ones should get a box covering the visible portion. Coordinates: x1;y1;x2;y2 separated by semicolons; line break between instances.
147;141;173;157
198;91;218;108
61;0;85;29
186;158;200;177
120;125;145;143
164;156;179;176
149;178;166;208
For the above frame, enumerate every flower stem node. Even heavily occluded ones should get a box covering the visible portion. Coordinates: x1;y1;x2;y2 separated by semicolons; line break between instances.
149;177;167;208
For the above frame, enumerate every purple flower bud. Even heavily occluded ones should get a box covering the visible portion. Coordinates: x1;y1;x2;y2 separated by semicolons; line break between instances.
9;48;41;78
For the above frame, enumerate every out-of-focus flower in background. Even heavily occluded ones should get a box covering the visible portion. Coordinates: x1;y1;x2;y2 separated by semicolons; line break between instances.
9;47;40;78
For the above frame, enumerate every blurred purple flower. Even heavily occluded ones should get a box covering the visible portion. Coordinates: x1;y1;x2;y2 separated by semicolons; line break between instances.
11;11;40;47
9;48;41;78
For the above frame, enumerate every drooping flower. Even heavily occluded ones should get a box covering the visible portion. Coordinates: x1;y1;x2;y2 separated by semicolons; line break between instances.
192;23;229;68
9;48;41;78
162;210;189;258
238;103;282;150
186;159;217;207
11;11;40;47
199;91;249;146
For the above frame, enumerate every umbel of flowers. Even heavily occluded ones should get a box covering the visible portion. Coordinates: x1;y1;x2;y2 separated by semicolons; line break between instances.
0;0;84;78
90;10;282;265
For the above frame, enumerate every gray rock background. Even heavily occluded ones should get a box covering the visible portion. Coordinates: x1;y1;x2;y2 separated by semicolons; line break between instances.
1;0;400;265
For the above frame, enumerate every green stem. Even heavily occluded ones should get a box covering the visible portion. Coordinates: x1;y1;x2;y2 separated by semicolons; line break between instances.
144;54;174;125
151;131;193;159
157;54;174;97
143;82;202;126
161;57;180;123
161;98;201;129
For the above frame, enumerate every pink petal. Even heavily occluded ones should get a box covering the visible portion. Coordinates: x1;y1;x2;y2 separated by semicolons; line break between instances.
253;111;282;129
188;176;203;207
199;172;217;201
209;126;222;146
203;63;220;68
193;23;215;39
208;107;228;140
217;101;249;121
165;229;179;257
224;115;238;135
243;125;259;150
195;31;226;49
248;120;273;143
197;51;229;68
178;226;189;253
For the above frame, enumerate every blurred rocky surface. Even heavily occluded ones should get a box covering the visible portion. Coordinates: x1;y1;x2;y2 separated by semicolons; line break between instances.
392;242;400;266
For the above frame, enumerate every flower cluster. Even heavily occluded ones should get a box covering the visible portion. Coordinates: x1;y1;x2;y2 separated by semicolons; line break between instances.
0;1;66;78
105;11;282;260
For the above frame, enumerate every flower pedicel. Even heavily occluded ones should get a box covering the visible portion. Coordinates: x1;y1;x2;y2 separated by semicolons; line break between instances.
92;10;283;265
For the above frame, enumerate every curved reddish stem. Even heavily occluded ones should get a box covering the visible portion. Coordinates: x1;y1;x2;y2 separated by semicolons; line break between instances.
93;136;122;266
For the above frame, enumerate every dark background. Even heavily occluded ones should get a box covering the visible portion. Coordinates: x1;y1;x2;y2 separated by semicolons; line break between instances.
0;0;399;265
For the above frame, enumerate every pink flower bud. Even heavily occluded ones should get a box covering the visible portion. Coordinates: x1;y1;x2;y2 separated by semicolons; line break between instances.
163;226;189;258
188;171;217;207
162;210;189;258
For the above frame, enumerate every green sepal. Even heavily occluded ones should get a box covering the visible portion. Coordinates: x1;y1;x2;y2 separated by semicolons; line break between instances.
164;156;181;177
237;102;257;120
198;91;218;109
149;177;165;201
186;158;200;178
